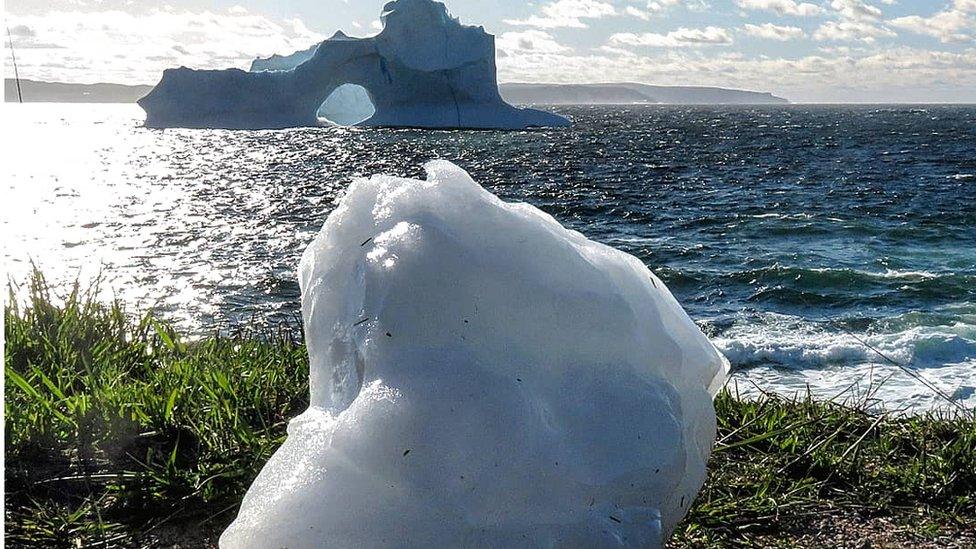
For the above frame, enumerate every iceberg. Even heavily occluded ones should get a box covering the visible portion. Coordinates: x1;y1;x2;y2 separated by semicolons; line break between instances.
249;44;318;73
218;161;728;548
138;0;569;130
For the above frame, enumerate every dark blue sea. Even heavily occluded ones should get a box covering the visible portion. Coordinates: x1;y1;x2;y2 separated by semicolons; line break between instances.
4;104;975;411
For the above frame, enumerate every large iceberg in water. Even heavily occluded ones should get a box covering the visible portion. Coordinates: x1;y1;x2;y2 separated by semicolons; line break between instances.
218;162;728;548
138;0;569;129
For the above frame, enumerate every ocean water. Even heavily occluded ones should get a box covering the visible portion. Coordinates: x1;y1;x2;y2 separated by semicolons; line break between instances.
3;103;975;412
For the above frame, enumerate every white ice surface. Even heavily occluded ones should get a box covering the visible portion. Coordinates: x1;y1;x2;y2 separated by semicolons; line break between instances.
219;161;728;548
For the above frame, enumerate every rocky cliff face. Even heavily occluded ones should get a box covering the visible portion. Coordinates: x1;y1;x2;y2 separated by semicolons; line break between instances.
138;0;569;129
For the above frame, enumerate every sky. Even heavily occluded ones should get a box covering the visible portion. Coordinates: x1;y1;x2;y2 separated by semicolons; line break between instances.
4;0;975;102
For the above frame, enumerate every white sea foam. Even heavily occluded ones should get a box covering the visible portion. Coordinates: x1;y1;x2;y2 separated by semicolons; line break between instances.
879;269;939;280
714;312;976;411
717;319;975;369
219;161;728;548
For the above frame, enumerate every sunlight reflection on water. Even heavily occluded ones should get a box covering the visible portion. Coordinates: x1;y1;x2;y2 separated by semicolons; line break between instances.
3;104;349;329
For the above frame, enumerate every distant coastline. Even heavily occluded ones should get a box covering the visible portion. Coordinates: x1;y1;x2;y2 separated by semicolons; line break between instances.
5;78;789;105
4;79;153;103
500;82;789;105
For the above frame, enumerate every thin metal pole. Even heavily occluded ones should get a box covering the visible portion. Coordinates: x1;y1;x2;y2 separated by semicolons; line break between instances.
6;26;24;103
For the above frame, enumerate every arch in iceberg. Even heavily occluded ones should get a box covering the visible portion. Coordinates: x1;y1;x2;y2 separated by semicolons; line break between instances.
317;84;376;126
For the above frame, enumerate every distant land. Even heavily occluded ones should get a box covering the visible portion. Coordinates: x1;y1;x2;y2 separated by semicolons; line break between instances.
500;83;789;105
5;79;789;105
4;79;152;103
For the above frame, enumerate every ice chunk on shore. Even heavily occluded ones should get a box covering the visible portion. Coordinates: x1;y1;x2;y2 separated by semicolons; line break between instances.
219;162;728;548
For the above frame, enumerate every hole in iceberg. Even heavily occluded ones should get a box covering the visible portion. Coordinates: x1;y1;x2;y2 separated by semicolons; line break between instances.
317;83;376;126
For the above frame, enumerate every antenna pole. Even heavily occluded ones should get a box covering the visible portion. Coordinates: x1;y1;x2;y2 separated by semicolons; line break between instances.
6;26;24;103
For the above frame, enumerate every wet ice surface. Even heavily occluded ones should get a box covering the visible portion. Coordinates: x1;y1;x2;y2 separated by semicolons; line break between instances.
218;161;727;547
3;104;975;413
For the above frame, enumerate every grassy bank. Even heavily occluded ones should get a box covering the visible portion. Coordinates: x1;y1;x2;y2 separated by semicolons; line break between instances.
5;274;975;547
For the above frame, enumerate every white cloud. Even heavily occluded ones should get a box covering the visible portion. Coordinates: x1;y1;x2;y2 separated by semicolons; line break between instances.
684;0;714;12
597;45;640;56
622;0;687;19
813;0;896;43
5;9;324;84
817;45;855;54
813;20;897;42
609;26;734;47
743;23;806;40
890;8;976;43
956;0;976;11
624;6;653;20
830;0;883;21
497;30;571;54
504;0;616;29
735;0;823;17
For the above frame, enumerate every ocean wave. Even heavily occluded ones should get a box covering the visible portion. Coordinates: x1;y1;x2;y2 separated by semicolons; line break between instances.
711;265;975;306
730;265;948;286
652;264;976;311
729;359;976;413
713;312;976;371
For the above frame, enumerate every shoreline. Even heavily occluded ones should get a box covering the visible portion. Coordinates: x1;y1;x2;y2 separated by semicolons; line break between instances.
5;273;974;547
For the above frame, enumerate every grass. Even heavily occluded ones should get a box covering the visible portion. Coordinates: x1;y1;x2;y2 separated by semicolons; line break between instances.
5;271;975;547
673;390;976;547
4;271;308;546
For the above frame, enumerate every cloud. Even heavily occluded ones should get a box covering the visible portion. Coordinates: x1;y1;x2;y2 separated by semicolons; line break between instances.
829;0;883;21
890;8;976;43
609;26;734;47
813;20;897;42
735;0;823;17
624;6;653;20
622;0;709;18
504;0;616;29
5;9;324;84
814;0;896;42
683;0;714;11
956;0;976;11
497;30;571;54
743;23;806;40
817;45;856;54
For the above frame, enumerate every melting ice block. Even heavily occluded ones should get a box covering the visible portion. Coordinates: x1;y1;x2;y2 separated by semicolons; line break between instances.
219;162;728;548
